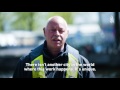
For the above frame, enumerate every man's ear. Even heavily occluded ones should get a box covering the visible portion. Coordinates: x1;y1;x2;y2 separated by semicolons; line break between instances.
67;30;69;35
43;27;46;36
67;30;69;37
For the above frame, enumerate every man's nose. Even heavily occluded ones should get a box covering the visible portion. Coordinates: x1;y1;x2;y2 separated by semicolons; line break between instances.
54;30;60;36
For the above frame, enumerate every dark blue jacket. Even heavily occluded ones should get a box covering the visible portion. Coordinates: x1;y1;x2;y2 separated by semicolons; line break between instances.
13;41;95;78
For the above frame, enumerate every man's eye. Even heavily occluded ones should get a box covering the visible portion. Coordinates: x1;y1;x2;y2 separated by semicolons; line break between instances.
59;30;64;33
50;29;55;32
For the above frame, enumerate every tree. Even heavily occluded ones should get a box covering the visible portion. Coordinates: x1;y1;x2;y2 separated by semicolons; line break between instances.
0;12;5;32
9;12;76;33
11;12;38;31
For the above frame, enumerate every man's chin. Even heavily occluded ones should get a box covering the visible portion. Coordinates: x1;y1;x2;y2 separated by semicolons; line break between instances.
53;45;62;49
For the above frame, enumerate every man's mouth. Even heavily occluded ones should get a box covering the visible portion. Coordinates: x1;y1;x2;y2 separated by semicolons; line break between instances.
53;39;61;41
52;36;62;42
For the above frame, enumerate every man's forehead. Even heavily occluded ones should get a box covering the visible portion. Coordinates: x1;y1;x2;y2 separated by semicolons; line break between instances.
46;16;67;28
48;16;65;22
48;17;65;25
47;21;67;30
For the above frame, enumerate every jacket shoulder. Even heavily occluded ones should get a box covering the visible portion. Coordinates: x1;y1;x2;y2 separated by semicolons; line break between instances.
67;44;79;58
67;44;90;64
16;44;44;65
29;43;44;60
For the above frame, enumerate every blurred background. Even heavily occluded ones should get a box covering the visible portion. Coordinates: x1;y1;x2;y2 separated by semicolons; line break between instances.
0;12;120;78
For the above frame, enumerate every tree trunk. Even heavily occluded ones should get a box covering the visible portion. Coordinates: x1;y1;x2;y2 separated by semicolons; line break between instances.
28;13;34;31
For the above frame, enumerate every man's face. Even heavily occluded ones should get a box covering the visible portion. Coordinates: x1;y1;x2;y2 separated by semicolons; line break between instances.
44;18;68;50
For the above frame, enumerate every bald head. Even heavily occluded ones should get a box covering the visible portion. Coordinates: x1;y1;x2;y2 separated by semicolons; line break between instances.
43;16;69;55
45;16;68;30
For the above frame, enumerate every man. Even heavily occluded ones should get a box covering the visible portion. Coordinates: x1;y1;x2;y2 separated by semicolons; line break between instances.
13;16;95;78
